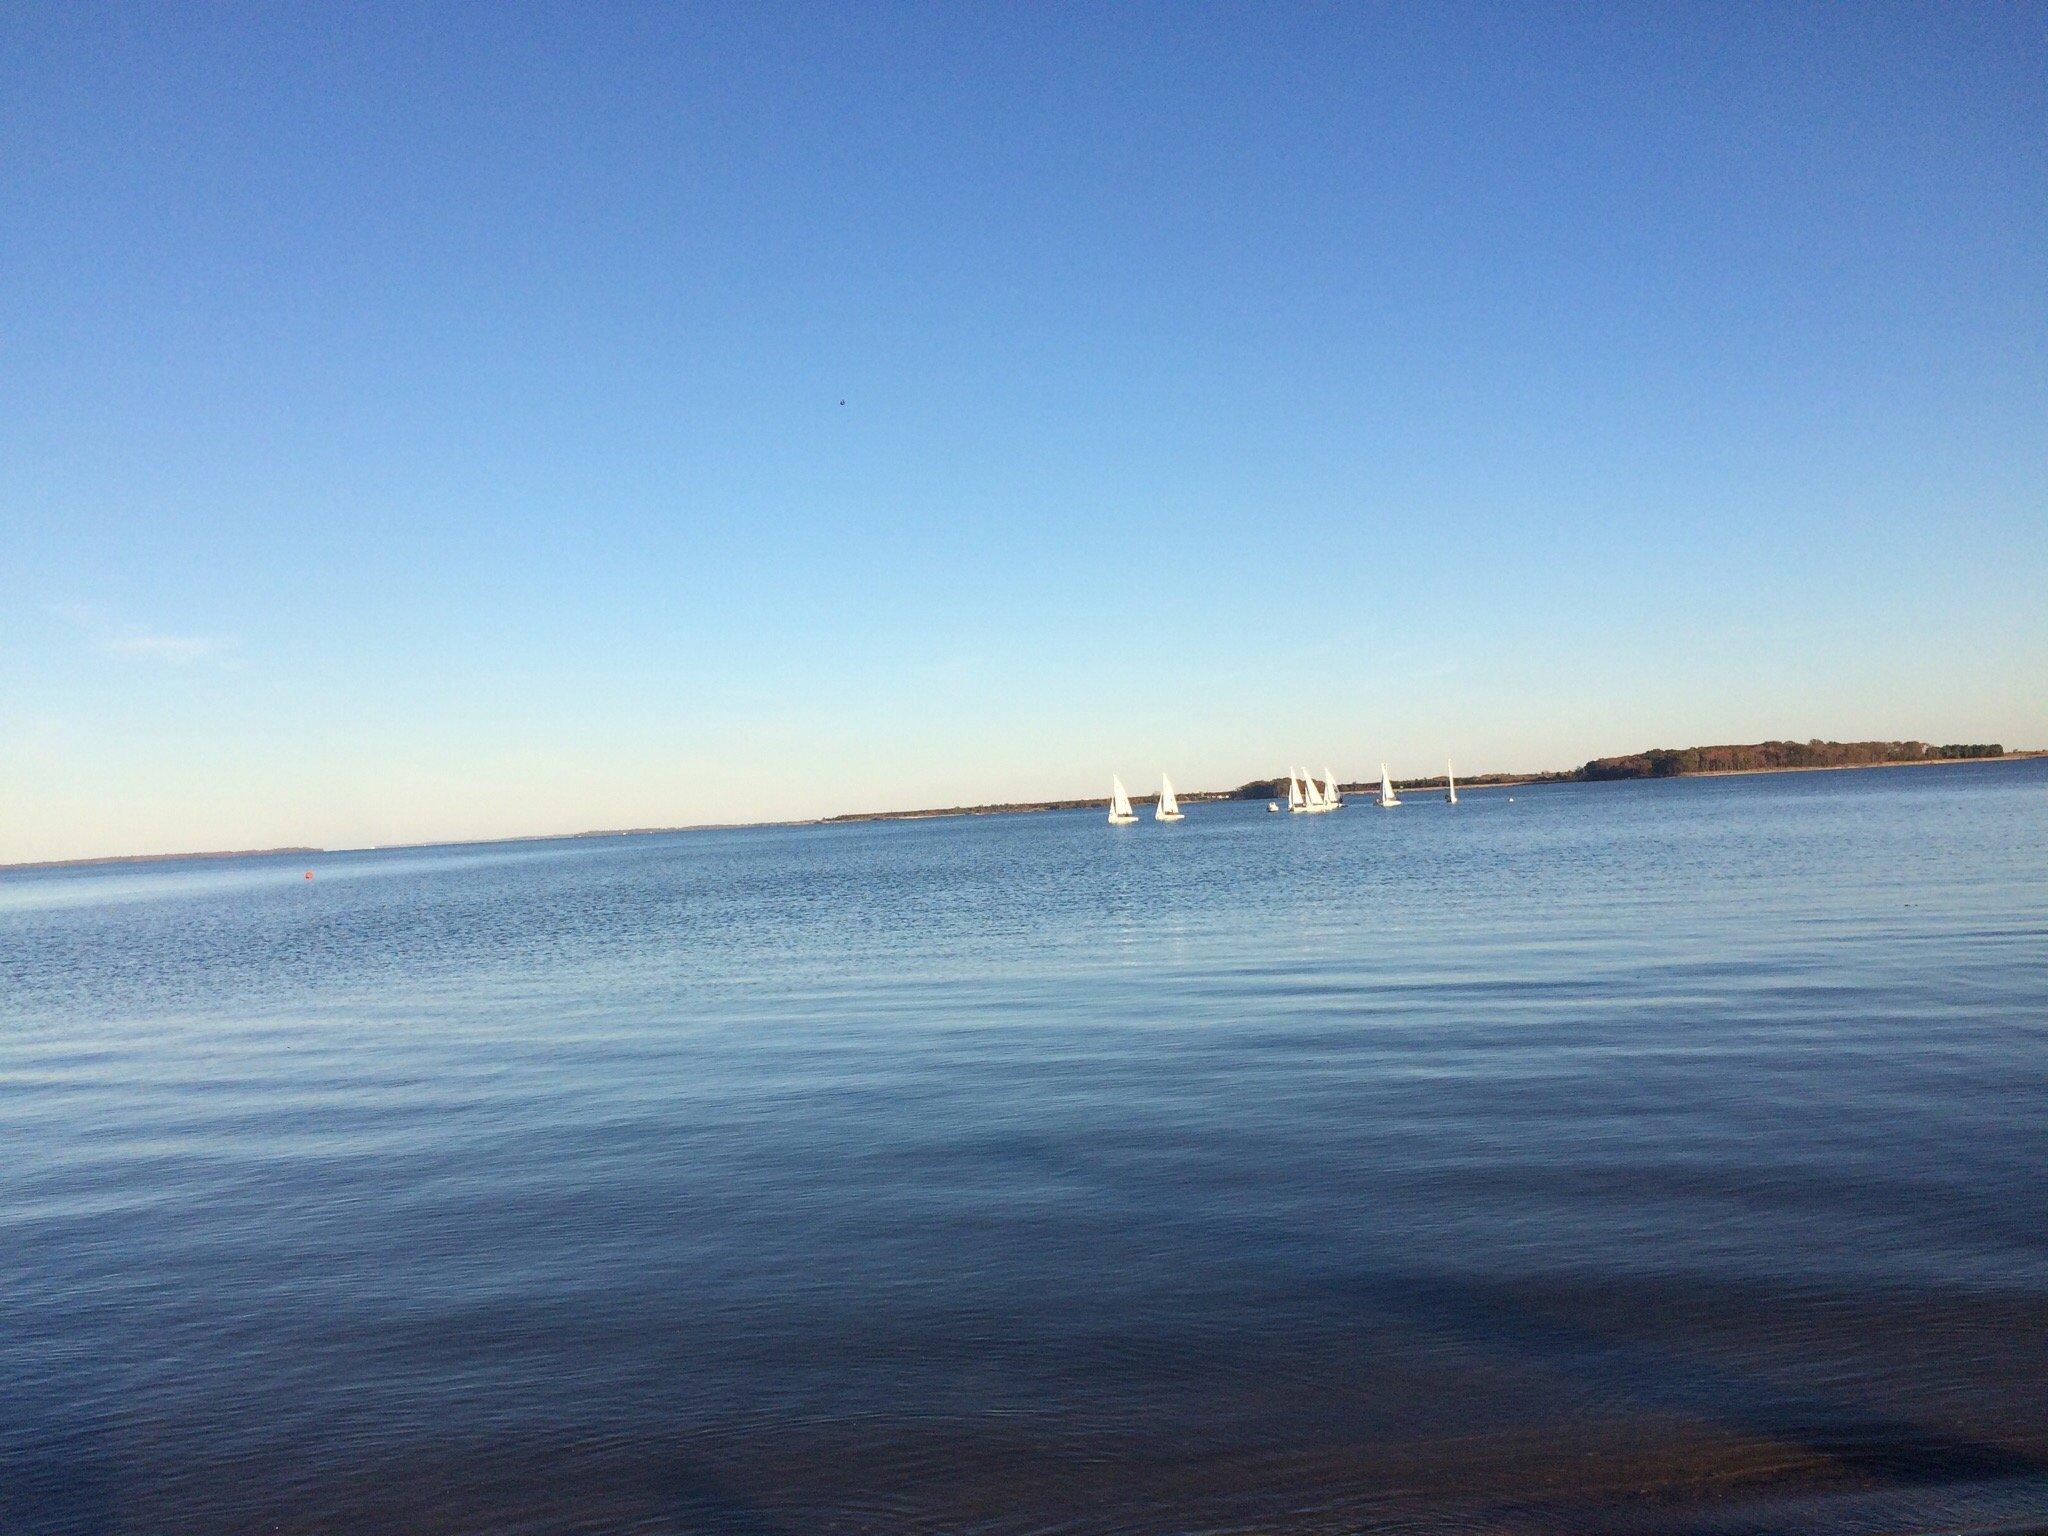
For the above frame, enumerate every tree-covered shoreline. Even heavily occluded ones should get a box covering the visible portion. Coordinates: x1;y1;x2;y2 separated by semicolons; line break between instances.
1578;740;2005;781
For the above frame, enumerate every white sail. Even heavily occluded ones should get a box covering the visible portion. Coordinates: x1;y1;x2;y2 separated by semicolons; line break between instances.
1287;770;1306;811
1155;774;1183;821
1379;763;1401;807
1446;759;1457;805
1304;774;1326;809
1323;766;1341;807
1109;774;1136;824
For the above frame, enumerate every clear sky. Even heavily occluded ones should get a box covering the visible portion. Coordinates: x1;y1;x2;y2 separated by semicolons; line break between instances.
3;3;2043;862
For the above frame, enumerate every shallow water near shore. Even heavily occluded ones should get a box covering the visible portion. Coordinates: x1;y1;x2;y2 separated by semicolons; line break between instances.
4;759;2046;1535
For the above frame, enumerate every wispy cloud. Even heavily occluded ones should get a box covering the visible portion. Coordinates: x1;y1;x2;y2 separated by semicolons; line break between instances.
98;634;236;663
46;601;242;666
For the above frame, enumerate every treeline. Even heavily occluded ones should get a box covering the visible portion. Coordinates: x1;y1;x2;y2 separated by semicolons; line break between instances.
1928;743;2008;759
1580;740;2005;780
1215;742;2013;801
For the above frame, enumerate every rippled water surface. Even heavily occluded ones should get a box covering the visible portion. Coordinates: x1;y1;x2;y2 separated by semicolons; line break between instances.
4;762;2046;1535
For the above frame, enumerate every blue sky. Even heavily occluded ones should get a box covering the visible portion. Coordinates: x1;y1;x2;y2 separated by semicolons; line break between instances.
3;3;2042;861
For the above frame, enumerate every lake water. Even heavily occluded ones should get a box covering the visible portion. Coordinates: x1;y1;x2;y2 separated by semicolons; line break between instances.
4;761;2046;1535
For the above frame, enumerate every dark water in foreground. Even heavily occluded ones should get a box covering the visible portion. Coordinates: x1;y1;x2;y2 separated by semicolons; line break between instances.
4;761;2046;1536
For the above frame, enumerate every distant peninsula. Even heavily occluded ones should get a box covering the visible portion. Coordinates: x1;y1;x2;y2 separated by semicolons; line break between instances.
1577;738;2010;780
829;740;2032;822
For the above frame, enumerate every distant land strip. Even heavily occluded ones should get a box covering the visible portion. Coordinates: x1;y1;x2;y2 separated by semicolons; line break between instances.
4;742;2038;871
5;846;326;871
827;741;2036;821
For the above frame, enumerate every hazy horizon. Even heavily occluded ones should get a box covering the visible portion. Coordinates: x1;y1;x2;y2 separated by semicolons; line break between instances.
4;735;2039;868
5;4;2043;865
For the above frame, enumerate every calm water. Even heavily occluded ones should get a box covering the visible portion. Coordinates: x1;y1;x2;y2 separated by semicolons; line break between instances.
4;762;2046;1536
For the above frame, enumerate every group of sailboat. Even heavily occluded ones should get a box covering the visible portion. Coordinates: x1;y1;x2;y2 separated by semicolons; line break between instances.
1280;763;1414;811
1111;760;1461;825
1108;774;1183;825
1283;767;1344;813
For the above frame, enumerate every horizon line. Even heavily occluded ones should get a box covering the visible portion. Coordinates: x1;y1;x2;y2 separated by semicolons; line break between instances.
4;742;2037;875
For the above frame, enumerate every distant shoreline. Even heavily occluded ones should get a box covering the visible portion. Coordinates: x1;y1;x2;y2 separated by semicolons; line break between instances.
1671;752;2047;781
5;748;2039;875
823;748;2044;825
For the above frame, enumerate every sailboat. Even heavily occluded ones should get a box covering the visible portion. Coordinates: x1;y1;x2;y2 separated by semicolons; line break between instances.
1108;775;1138;825
1155;774;1184;822
1303;773;1329;813
1446;760;1458;805
1323;766;1343;809
1287;770;1307;813
1378;764;1401;808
